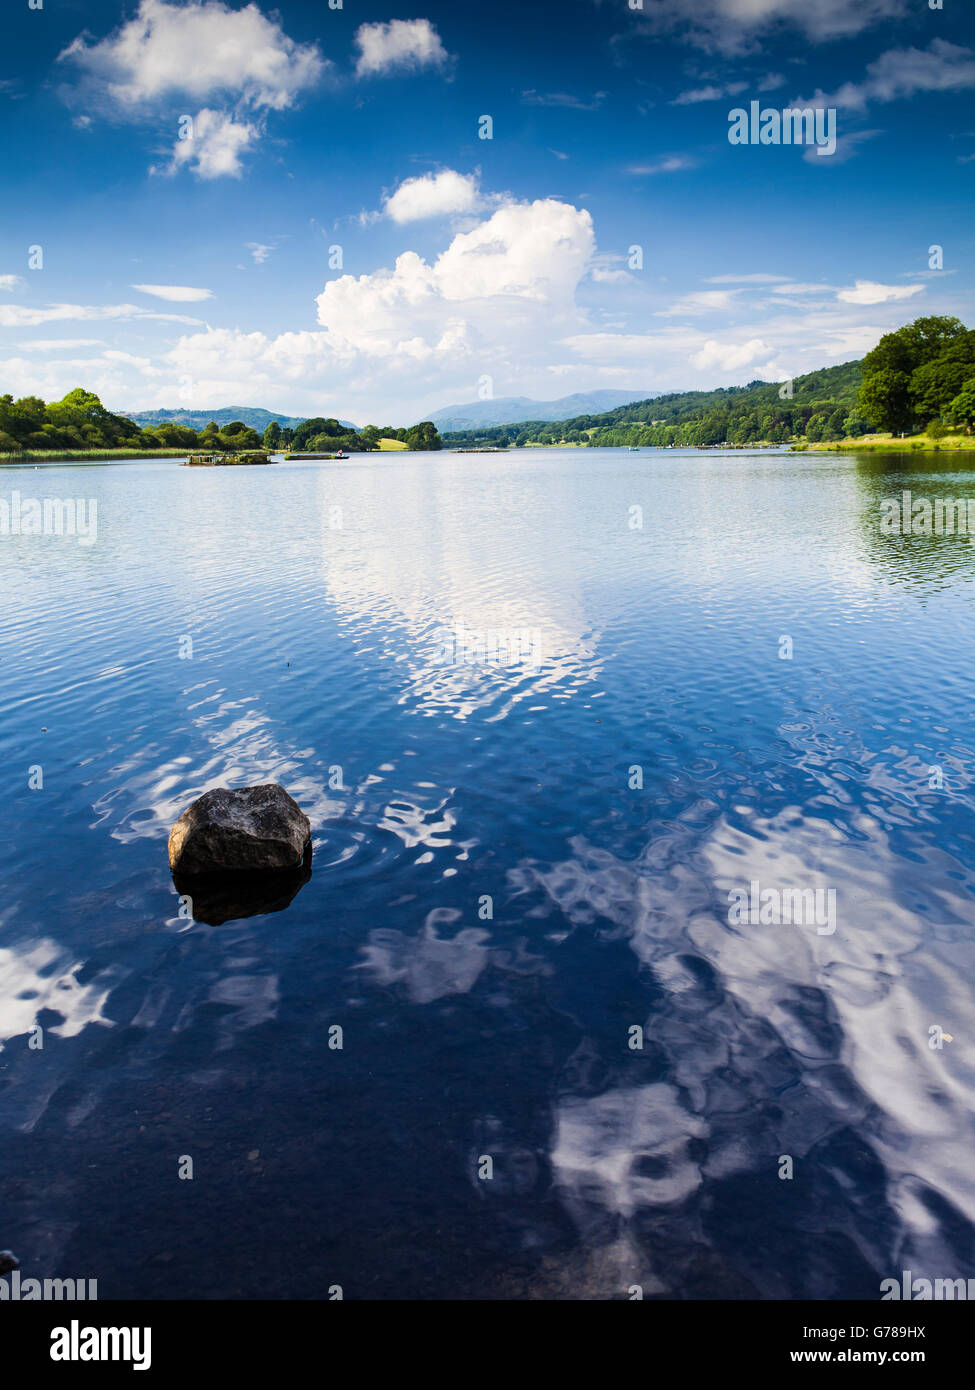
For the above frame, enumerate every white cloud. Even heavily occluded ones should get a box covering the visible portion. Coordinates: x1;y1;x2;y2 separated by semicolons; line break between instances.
705;274;790;284
17;338;105;350
690;337;771;371
278;199;595;378
0;302;204;328
156;199;595;414
102;349;160;371
59;0;326;111
672;81;746;104
770;282;834;295
132;283;214;302
802;129;883;164
636;0;908;55
0;356;162;406
590;267;631;284
521;90;606;110
354;19;449;78
657;289;740;316
627;156;697;175
0;274;25;292
246;242;274;264
837;280;925;305
163;108;258;179
817;39;975;112
672;85;726;104
384;170;481;223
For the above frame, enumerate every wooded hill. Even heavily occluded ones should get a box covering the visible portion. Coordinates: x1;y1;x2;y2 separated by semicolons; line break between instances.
441;361;864;448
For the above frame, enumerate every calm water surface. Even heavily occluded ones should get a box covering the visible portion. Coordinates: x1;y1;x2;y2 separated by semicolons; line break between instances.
1;446;974;1298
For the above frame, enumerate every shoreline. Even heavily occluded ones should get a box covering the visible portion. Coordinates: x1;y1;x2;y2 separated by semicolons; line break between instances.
0;448;187;463
794;435;975;453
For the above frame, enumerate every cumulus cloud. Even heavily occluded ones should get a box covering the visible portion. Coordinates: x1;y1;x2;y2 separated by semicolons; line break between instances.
300;199;595;372
837;280;925;305
354;19;449;78
132;283;214;301
154;199;595;414
246;242;274;264
59;0;326;111
383;170;481;223
162;108;258;179
0;274;25;292
690;337;771;371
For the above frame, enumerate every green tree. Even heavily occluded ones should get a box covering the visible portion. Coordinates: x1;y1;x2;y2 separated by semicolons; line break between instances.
263;420;282;450
858;316;968;432
909;358;973;423
857;368;914;434
404;421;443;451
861;316;965;377
842;410;871;437
947;378;975;429
825;407;846;440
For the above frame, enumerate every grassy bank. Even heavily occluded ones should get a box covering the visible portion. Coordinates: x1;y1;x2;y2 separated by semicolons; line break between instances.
0;448;186;462
794;433;975;453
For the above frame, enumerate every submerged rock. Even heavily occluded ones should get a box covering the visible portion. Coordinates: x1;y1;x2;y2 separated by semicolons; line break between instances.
168;784;311;877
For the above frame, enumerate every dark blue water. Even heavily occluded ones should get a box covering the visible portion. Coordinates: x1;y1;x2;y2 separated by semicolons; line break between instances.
2;447;974;1299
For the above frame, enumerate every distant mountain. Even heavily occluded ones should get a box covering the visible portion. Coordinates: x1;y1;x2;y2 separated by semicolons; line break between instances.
123;406;357;431
428;391;658;432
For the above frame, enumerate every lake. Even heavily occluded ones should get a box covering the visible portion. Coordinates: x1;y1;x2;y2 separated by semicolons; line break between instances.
1;446;974;1299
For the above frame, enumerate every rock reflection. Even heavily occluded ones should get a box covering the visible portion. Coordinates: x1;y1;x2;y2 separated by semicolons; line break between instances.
172;848;312;926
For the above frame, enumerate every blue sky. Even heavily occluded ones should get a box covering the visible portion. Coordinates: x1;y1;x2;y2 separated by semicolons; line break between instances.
1;0;973;422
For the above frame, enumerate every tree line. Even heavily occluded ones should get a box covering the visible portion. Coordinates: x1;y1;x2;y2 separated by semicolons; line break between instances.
0;390;442;454
441;317;975;449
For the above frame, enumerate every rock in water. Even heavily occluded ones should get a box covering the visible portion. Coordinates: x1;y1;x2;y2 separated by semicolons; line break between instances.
0;1251;20;1276
168;784;311;876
